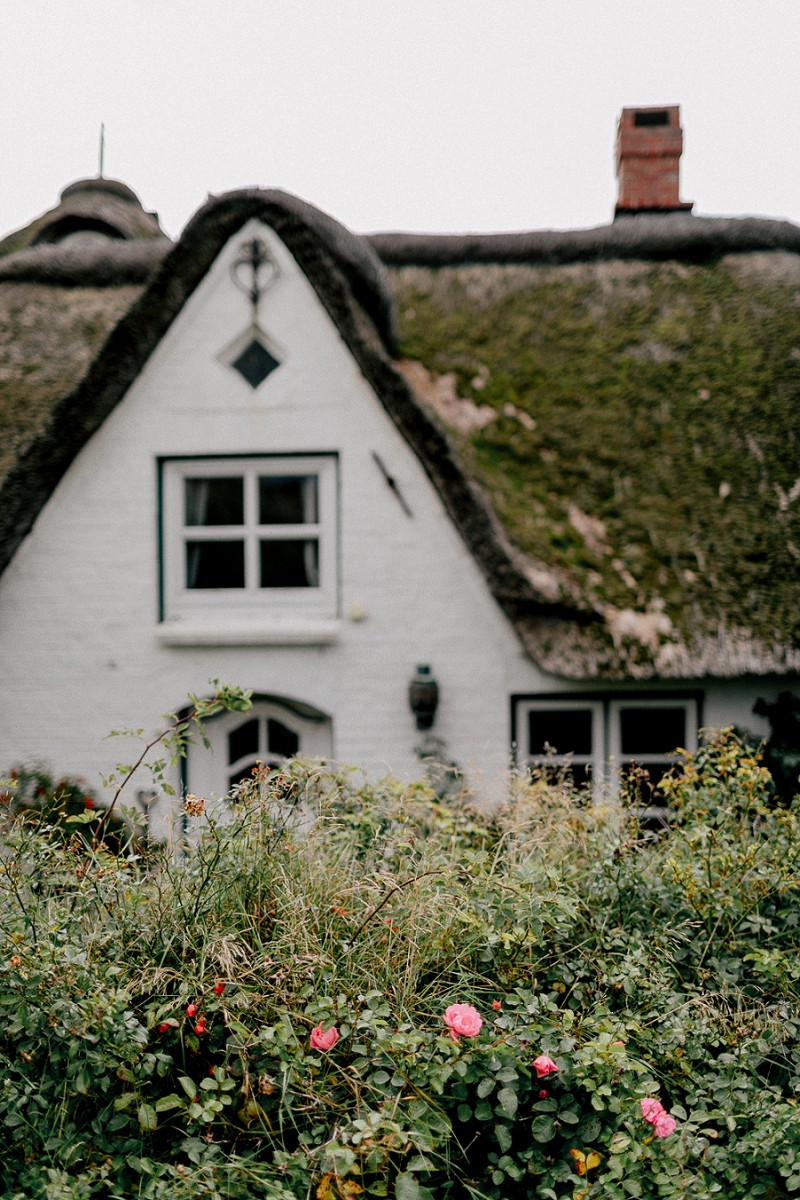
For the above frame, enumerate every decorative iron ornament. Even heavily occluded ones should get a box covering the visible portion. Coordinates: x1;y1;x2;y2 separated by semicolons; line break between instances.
230;237;279;311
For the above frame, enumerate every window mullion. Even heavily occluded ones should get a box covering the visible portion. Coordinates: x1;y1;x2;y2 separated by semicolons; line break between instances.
245;471;259;592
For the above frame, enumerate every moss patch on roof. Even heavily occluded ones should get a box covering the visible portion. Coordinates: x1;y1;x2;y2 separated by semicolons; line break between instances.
0;282;143;478
391;252;800;663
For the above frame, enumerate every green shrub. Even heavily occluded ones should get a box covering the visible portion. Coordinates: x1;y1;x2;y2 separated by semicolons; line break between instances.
2;726;800;1197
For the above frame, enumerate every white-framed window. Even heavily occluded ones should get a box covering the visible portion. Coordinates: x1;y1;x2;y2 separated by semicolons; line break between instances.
517;698;605;793
160;455;338;623
187;697;333;798
608;698;697;807
514;694;700;804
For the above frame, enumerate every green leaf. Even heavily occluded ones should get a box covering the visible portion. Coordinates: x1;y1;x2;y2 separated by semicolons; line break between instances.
72;1069;90;1095
497;1087;518;1119
477;1076;496;1099
226;1019;252;1039
154;1094;184;1112
578;1114;602;1141
495;1123;513;1154
137;1103;157;1132
559;1108;580;1125
395;1175;420;1200
114;1093;137;1111
178;1076;198;1100
457;1104;472;1122
531;1115;556;1143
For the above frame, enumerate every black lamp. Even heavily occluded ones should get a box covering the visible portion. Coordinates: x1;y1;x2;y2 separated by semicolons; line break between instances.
409;664;439;731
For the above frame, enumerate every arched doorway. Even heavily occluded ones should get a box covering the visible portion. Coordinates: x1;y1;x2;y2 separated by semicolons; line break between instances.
187;694;333;799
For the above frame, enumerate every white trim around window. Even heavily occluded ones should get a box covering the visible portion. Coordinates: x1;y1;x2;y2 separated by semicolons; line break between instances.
513;694;700;802
517;697;606;794
607;697;698;797
160;455;338;627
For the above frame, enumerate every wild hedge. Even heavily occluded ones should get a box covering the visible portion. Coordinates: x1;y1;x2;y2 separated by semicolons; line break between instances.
2;726;800;1198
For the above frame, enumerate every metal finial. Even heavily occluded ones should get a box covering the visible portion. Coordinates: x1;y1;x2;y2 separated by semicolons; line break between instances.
99;123;105;178
231;237;278;312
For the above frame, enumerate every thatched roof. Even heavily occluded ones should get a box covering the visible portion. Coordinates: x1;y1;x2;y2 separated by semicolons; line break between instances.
0;178;165;257
386;240;800;678
2;182;800;680
0;179;172;550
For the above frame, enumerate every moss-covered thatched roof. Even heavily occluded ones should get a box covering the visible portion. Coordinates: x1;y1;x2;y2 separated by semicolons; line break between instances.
389;249;800;677
1;182;800;681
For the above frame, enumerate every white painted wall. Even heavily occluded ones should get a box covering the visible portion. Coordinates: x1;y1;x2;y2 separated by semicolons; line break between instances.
0;219;793;804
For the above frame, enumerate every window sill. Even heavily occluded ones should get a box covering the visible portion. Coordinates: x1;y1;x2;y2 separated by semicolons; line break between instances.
156;619;341;647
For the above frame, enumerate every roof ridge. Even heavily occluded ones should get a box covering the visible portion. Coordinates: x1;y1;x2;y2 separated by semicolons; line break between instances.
0;239;171;286
368;213;800;266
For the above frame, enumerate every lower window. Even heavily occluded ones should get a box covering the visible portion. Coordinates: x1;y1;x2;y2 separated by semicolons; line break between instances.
515;694;699;801
523;700;604;791
187;697;333;799
609;699;696;808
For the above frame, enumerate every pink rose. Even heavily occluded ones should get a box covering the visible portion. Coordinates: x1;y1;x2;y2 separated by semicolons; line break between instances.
654;1113;677;1139
309;1024;339;1051
533;1054;559;1079
443;1004;483;1040
639;1097;665;1124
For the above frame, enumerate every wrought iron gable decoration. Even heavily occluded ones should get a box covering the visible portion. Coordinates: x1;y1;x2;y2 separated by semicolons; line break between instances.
228;236;281;389
230;237;279;311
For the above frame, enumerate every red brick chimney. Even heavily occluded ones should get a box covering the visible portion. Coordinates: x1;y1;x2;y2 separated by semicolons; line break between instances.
615;106;693;217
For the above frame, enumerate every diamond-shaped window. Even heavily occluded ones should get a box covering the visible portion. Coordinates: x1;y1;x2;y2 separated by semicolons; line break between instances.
231;339;280;388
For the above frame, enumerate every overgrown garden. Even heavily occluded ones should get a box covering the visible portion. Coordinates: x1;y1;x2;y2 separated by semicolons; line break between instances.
2;693;800;1198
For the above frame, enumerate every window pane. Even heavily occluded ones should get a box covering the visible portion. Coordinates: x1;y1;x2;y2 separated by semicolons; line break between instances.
529;709;593;757
620;708;685;755
267;718;299;758
260;539;319;588
185;478;244;525
259;475;318;525
186;541;245;588
228;718;259;765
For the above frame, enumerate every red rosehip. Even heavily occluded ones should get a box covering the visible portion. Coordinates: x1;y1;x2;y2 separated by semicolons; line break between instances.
491;1000;503;1011
83;798;95;809
185;1003;198;1018
538;1089;548;1099
213;980;225;995
194;1022;206;1036
158;1022;169;1034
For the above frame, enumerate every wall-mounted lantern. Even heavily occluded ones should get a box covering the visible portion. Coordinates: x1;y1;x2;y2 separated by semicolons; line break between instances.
409;664;439;730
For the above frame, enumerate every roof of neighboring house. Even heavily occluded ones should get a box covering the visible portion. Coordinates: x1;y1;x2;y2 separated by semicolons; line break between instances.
1;181;800;680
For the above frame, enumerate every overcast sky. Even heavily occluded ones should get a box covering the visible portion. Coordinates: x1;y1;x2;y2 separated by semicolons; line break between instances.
1;0;798;241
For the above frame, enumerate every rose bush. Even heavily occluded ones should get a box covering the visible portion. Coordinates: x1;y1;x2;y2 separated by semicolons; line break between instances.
1;725;800;1197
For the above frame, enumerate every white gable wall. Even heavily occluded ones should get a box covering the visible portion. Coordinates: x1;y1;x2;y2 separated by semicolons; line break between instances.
0;220;551;795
